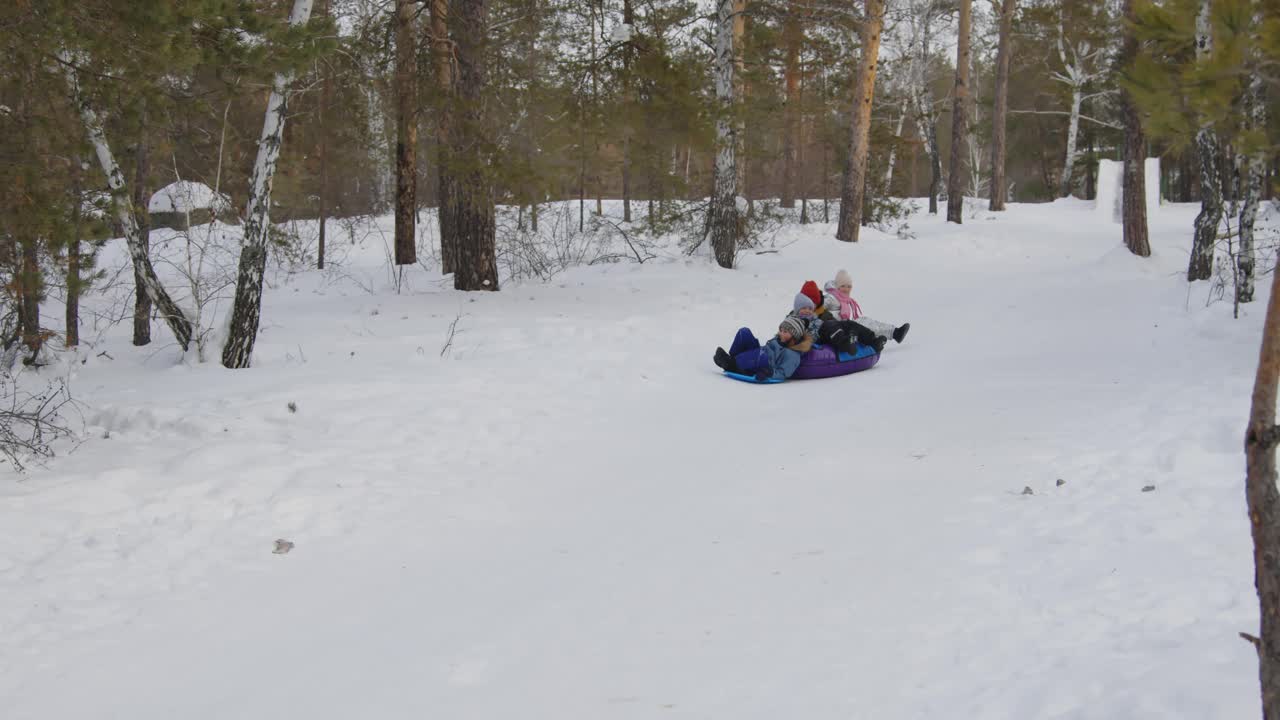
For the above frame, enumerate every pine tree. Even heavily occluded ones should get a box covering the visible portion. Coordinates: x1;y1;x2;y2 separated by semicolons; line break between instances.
989;0;1015;211
947;0;972;223
1117;0;1150;257
393;0;418;267
836;0;887;242
450;0;500;290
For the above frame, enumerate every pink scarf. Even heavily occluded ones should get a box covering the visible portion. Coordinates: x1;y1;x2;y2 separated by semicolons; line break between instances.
831;287;862;320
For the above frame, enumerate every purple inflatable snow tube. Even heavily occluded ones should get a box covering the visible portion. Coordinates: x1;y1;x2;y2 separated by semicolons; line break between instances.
790;344;880;379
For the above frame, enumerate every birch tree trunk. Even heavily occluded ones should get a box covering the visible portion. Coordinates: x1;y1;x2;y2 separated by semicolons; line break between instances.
1188;0;1222;282
946;0;972;224
884;99;908;190
451;0;500;291
131;124;153;345
989;0;1015;210
836;0;887;243
430;0;458;275
709;0;740;269
915;12;941;215
61;54;193;351
394;0;418;266
1237;9;1265;303
221;0;315;368
1244;250;1280;719
1060;85;1083;197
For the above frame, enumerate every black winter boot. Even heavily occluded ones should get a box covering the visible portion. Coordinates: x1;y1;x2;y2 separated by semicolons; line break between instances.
893;323;910;343
871;336;887;353
714;347;740;373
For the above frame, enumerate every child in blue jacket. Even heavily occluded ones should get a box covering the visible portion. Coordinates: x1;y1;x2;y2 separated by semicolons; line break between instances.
713;316;812;382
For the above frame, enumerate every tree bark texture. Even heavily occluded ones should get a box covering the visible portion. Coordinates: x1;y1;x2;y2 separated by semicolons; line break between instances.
429;0;458;275
781;3;801;209
222;0;315;368
709;0;741;269
1245;252;1280;720
67;160;82;347
1119;0;1150;257
18;236;40;356
394;0;418;266
61;54;192;350
1188;0;1222;282
131;127;153;345
835;0;886;243
1237;7;1266;304
946;0;972;224
989;0;1015;211
451;0;499;291
622;0;635;223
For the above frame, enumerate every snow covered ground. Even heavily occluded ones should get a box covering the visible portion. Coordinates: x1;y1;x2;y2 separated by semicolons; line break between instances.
1;198;1271;718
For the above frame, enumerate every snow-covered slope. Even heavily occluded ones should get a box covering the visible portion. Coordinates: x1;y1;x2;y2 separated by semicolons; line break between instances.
0;199;1268;718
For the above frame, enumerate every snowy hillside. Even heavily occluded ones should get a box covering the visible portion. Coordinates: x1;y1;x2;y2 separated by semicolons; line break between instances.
1;199;1271;718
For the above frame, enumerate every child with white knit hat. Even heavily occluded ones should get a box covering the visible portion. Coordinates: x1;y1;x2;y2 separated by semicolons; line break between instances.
823;268;910;344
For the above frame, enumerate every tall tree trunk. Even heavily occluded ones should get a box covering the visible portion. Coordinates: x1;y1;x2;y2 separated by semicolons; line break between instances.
622;0;635;223
1060;85;1083;198
131;125;152;345
1179;151;1195;202
781;2;801;209
394;0;418;266
1118;0;1150;257
1188;0;1222;282
317;0;332;270
735;0;750;217
451;0;499;290
67;159;82;348
430;0;458;275
989;0;1015;210
884;99;908;191
709;0;740;268
914;10;941;215
1244;251;1280;719
1084;135;1096;200
1237;10;1266;304
835;0;886;242
18;236;40;357
221;0;315;369
946;0;972;223
317;73;330;270
799;56;810;224
61;54;193;350
925;116;941;214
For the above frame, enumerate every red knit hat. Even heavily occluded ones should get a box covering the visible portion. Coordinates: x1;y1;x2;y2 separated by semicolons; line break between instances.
800;280;823;310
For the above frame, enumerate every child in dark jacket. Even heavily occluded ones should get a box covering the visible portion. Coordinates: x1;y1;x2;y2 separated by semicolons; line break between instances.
713;316;813;382
795;282;885;354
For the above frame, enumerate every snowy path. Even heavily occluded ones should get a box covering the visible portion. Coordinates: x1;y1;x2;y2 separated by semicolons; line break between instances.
1;201;1265;717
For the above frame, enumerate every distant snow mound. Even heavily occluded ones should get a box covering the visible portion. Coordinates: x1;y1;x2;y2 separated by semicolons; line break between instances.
148;181;231;215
